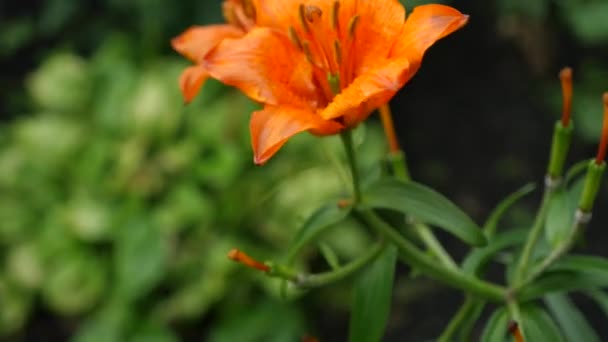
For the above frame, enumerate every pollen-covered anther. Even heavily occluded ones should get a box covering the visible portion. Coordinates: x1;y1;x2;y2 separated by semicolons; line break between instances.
333;40;342;65
288;26;303;51
331;1;341;31
242;0;256;19
304;5;323;23
559;66;573;127
227;248;270;272
302;41;316;65
347;15;360;38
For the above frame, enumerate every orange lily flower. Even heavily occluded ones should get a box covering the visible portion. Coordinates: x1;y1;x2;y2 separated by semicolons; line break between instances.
201;1;468;164
171;0;256;103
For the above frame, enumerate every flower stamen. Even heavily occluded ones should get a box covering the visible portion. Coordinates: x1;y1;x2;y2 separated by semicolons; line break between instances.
333;40;342;66
304;5;323;23
595;92;608;165
227;249;270;272
288;26;303;51
242;0;256;21
347;15;360;39
560;67;573;127
331;1;340;31
298;4;311;32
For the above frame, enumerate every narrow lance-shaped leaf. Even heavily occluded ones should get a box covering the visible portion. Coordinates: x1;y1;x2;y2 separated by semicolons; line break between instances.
349;246;397;342
286;203;351;263
483;183;536;237
544;293;600;342
544;177;584;248
481;306;509;342
520;303;564;342
364;178;486;246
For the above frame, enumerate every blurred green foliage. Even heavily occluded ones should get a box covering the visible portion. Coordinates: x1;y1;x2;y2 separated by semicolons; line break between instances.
0;30;387;341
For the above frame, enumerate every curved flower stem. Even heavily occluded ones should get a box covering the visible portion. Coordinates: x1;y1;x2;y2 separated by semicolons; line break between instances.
295;240;385;288
357;209;506;301
513;184;555;285
340;130;361;203
378;111;457;271
437;296;477;342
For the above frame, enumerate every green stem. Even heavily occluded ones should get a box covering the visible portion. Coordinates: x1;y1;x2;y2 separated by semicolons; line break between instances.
296;241;385;288
438;297;476;342
388;148;458;270
515;214;588;292
357;209;506;301
414;222;459;270
340;130;361;203
513;186;555;285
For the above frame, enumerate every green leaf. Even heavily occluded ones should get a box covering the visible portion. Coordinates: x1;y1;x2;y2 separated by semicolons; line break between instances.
349;246;397;342
115;218;168;300
587;290;608;319
483;183;536;237
458;300;485;341
286;203;351;263
208;300;306;342
544;178;584;247
365;178;486;246
462;229;527;276
544;293;600;342
565;160;589;185
520;303;564;342
481;306;509;342
520;271;608;300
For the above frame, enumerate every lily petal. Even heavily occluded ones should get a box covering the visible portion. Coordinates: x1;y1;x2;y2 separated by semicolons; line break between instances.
321;57;410;126
392;5;468;69
204;27;319;108
171;25;244;62
340;0;406;74
251;105;343;164
178;65;209;103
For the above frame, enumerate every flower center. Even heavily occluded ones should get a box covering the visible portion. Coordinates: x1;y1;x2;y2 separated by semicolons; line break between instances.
288;2;360;103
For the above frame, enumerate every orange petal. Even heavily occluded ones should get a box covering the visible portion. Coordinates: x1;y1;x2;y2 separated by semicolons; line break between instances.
250;106;343;164
321;57;410;127
178;65;209;103
392;5;468;68
204;27;319;108
339;0;406;73
171;25;244;62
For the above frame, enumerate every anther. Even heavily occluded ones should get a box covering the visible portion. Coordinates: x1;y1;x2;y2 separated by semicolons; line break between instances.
243;0;256;20
596;92;608;164
331;1;340;31
222;2;238;25
298;4;311;32
288;26;303;51
347;15;360;38
559;67;573;127
333;40;342;65
304;5;323;23
302;41;315;64
227;249;270;272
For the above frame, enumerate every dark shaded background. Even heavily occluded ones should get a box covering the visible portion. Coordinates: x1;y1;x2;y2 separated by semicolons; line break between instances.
1;0;607;341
